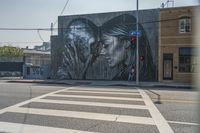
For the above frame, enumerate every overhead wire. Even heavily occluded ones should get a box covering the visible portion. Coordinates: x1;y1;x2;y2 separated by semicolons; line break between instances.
0;28;50;31
0;16;193;31
0;42;43;44
0;14;193;44
36;0;71;43
2;0;70;44
53;0;70;26
37;29;46;42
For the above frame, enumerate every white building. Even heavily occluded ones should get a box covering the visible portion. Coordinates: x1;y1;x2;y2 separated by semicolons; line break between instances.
23;49;51;79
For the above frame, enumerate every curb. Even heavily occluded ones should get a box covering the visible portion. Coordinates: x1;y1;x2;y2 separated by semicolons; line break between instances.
7;80;193;89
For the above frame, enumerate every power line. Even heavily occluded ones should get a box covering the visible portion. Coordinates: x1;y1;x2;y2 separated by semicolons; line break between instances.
37;30;46;42
53;0;70;26
60;0;70;16
0;16;193;31
0;28;50;31
0;42;44;44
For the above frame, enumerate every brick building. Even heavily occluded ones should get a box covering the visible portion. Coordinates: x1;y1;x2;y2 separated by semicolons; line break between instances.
159;6;199;83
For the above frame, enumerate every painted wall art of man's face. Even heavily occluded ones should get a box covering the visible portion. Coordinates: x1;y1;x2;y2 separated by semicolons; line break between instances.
64;20;96;63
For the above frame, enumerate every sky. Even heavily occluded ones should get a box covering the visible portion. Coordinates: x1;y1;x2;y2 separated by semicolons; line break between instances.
0;0;199;48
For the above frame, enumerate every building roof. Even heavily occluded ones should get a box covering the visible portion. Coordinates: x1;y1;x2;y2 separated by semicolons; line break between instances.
160;5;200;11
58;5;199;18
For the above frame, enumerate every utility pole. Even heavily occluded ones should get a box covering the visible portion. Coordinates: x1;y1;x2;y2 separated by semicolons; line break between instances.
136;0;139;85
51;23;53;36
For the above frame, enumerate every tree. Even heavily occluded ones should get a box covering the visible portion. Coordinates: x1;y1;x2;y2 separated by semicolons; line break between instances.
0;46;24;57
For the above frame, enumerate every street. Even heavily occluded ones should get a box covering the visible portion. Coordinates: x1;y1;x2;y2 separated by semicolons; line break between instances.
0;81;199;133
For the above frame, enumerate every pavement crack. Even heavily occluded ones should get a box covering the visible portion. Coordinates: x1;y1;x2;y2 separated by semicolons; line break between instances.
75;112;122;133
114;108;122;122
114;114;121;122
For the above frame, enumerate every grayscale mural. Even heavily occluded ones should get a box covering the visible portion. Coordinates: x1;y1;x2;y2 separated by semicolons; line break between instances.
52;10;159;81
57;18;100;79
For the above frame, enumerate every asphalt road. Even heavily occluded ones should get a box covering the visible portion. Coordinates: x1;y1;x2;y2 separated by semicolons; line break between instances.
0;81;199;133
145;88;199;133
0;81;68;109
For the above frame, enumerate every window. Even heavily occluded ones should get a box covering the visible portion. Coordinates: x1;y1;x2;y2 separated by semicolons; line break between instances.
179;16;191;33
26;67;30;75
25;56;31;63
179;47;197;73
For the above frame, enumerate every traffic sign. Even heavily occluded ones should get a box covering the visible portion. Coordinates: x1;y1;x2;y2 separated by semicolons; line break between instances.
130;31;142;37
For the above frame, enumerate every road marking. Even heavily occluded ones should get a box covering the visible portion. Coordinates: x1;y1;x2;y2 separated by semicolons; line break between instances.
167;120;200;126
34;99;148;109
63;90;140;95
0;122;96;133
69;88;139;93
8;107;155;125
0;87;72;114
138;89;174;133
49;94;143;101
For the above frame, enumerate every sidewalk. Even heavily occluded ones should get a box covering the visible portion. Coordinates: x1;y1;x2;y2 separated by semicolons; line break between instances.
6;79;194;89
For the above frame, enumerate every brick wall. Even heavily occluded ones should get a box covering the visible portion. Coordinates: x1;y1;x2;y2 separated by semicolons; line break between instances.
159;6;198;83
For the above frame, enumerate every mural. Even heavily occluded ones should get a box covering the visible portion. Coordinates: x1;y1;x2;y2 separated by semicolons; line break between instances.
101;14;155;80
57;18;102;79
54;12;158;81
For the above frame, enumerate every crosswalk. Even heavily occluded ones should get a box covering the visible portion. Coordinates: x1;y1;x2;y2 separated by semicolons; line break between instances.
0;86;174;133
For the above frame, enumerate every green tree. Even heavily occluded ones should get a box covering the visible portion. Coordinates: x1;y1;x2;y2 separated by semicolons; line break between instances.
0;46;24;57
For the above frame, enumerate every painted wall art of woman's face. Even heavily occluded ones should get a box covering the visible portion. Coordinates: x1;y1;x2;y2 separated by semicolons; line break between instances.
101;14;155;81
101;34;129;68
101;14;137;68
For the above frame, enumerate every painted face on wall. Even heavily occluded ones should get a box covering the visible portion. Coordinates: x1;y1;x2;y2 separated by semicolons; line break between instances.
102;34;127;68
65;20;96;63
59;14;156;81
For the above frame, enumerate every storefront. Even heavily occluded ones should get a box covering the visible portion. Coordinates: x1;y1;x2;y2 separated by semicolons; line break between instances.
159;6;198;83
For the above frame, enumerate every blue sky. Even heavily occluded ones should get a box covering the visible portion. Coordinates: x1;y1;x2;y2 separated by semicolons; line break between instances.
0;0;199;48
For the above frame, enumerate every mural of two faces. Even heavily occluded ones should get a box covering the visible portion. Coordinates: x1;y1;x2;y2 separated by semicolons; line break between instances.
55;10;159;81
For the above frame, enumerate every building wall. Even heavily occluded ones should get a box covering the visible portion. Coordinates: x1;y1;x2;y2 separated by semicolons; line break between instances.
0;57;23;77
159;6;198;83
51;36;63;78
24;53;50;66
0;62;23;77
52;9;159;81
23;50;51;79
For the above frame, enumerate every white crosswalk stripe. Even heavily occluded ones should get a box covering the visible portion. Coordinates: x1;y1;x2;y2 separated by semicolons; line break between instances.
7;107;155;125
0;86;174;133
49;93;143;101
0;122;95;133
68;87;139;92
138;88;174;133
35;99;148;109
63;90;141;95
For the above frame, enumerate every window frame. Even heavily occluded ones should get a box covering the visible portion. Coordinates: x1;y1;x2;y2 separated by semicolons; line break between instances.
179;16;192;33
179;47;197;73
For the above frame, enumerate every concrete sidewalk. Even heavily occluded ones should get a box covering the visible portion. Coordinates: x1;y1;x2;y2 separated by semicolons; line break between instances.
6;79;195;89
